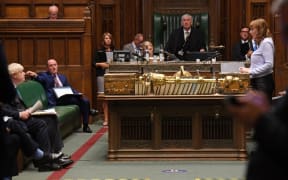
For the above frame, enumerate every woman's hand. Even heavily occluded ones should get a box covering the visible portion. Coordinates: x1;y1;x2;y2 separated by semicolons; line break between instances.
96;62;110;69
239;67;250;73
246;50;253;58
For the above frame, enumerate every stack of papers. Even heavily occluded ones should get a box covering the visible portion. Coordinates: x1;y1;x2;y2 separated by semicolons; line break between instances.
31;108;57;116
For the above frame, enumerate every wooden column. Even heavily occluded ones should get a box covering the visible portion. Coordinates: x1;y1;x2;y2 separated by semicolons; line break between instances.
208;0;221;47
142;0;153;41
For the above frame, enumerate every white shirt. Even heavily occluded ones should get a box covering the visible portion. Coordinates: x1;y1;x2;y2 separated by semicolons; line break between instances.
183;29;191;41
250;37;274;78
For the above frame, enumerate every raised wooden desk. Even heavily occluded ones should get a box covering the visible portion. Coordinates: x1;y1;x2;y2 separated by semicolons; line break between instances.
106;95;247;161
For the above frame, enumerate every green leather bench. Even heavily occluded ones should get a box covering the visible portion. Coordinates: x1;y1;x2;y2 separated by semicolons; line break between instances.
153;13;209;52
16;80;81;138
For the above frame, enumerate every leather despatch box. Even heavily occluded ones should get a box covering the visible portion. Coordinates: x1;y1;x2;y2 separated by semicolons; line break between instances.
104;73;136;95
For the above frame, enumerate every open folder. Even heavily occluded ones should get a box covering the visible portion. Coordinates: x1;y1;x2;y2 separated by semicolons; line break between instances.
53;86;82;99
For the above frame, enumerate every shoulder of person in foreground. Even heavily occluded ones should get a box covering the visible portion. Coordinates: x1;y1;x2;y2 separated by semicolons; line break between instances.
244;89;288;154
0;43;16;103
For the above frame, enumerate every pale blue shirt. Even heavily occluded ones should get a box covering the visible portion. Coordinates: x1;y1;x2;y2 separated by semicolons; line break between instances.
250;37;274;78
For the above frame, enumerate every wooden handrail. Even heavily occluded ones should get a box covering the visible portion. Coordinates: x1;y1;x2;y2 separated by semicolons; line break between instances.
0;19;86;33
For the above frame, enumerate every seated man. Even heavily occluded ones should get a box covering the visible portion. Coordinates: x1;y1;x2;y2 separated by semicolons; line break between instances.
123;33;144;56
165;13;206;60
0;42;57;176
48;4;59;19
0;115;61;173
27;59;97;133
7;63;73;170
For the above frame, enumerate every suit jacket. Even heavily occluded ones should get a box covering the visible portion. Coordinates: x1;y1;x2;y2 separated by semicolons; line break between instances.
1;97;23;120
93;48;108;77
123;42;136;54
1;94;54;154
164;27;206;59
35;71;77;107
232;40;253;61
1;95;38;132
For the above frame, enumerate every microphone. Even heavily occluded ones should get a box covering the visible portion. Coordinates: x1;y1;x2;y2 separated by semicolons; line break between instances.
132;52;145;61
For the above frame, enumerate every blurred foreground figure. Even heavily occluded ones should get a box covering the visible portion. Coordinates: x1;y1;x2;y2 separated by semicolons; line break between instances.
226;1;288;179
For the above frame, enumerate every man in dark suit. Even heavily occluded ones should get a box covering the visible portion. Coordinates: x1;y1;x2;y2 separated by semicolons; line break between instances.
27;59;96;133
232;26;253;61
1;88;73;171
165;13;206;60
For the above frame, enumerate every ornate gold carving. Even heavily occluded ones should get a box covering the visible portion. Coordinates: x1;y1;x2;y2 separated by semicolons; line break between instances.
104;72;250;95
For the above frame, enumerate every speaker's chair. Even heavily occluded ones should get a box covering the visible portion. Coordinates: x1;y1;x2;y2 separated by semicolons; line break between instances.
153;13;209;52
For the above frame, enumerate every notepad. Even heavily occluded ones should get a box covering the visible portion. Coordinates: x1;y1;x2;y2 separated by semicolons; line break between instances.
53;86;74;98
31;108;57;116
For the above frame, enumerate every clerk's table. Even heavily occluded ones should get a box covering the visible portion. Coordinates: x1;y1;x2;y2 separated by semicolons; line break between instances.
105;94;247;160
104;60;248;160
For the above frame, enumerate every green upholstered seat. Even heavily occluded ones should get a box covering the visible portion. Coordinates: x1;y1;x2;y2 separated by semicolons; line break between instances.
153;13;209;52
16;80;49;109
16;80;81;138
55;105;81;138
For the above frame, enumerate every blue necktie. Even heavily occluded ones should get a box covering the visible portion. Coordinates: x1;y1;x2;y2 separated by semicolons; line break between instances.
253;43;258;51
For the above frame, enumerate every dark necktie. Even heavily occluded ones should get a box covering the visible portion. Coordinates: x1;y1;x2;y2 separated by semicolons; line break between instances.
185;31;190;41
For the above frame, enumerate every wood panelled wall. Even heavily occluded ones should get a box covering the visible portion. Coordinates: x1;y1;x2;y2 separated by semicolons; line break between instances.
1;0;287;108
0;18;92;104
0;1;93;105
273;12;288;92
0;0;90;18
